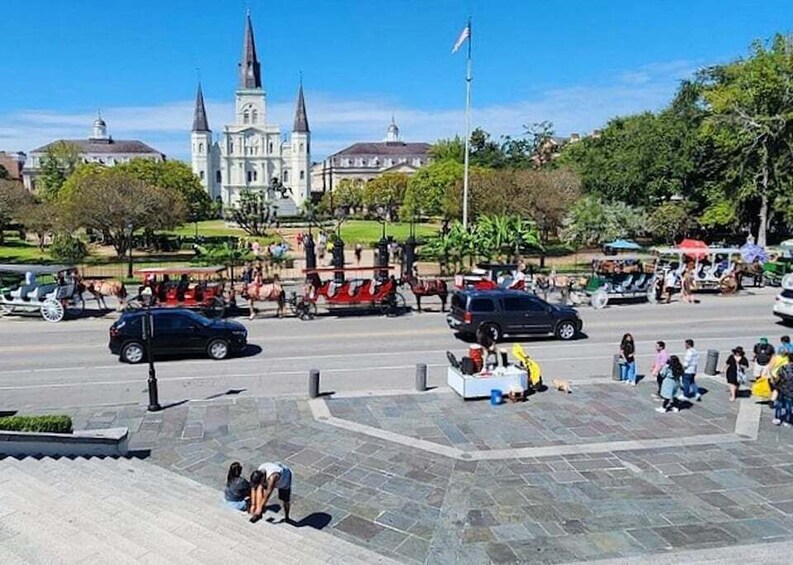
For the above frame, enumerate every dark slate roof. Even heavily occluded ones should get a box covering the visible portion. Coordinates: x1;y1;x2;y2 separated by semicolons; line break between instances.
239;13;262;89
30;139;162;155
293;83;309;133
192;83;210;132
332;142;431;157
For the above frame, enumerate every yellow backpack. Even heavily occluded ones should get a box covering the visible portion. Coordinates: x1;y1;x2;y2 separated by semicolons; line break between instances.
512;344;542;386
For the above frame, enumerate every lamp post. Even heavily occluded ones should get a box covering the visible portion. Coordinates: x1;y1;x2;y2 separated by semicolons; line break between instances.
141;287;161;412
127;223;134;279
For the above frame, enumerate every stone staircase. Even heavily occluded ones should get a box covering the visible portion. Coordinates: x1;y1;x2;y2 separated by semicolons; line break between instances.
0;455;397;564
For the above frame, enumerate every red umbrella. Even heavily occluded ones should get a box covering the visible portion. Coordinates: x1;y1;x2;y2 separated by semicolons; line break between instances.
677;238;708;260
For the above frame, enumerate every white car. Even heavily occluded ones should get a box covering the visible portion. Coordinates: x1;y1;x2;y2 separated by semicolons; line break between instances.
774;288;793;324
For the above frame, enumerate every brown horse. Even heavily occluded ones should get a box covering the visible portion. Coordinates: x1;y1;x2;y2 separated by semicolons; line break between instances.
401;274;448;312
236;281;285;319
80;279;128;310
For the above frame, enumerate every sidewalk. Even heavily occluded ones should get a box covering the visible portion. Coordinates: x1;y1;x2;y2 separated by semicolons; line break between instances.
51;380;793;564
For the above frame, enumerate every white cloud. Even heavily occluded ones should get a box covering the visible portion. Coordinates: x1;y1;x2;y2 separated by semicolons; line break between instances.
0;59;700;162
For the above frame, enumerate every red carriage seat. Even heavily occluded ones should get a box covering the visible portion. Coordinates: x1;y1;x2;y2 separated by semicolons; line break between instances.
347;280;363;296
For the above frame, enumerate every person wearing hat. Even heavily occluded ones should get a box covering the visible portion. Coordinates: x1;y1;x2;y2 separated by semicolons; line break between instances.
724;346;749;402
753;337;776;380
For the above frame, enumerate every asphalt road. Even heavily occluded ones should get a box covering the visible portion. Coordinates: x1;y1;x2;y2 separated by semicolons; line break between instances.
0;288;788;411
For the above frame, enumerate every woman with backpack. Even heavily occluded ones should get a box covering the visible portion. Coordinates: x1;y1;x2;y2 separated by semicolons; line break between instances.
657;355;685;413
725;346;749;402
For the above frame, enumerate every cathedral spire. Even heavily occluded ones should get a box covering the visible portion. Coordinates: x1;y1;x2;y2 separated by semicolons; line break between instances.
192;82;210;132
239;11;262;89
293;80;309;133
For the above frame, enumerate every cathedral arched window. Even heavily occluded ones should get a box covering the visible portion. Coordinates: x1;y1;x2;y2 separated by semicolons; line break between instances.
243;110;250;124
200;170;205;180
268;142;273;153
253;170;258;182
251;110;258;124
299;143;304;152
246;171;252;183
283;170;289;182
198;143;204;153
300;170;305;180
216;170;221;183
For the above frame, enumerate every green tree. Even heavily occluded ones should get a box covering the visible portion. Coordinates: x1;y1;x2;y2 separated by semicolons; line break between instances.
58;167;186;256
37;141;81;201
403;159;464;218
363;173;409;219
117;159;213;221
699;34;793;246
318;178;365;215
49;233;88;263
561;196;645;246
0;179;31;244
429;136;465;162
16;200;56;250
228;189;276;237
647;201;699;244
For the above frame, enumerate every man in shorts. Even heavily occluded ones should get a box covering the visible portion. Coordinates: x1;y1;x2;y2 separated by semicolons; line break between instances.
753;337;775;380
249;462;293;524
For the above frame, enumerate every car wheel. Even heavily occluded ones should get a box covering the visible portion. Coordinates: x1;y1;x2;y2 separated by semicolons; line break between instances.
478;323;501;343
207;339;230;360
121;341;145;364
556;321;577;341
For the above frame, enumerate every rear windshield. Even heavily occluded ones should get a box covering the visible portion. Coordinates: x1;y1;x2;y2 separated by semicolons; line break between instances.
782;290;793;299
470;298;495;312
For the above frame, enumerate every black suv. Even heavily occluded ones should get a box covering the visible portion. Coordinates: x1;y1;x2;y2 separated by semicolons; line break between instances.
109;309;248;363
447;289;582;341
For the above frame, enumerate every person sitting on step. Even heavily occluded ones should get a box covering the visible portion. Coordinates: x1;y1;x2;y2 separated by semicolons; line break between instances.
223;462;250;511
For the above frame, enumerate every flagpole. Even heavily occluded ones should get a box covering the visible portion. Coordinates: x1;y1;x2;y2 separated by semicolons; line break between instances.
462;18;472;229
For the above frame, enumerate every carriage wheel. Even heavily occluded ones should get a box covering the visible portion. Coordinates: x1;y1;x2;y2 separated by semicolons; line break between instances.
646;284;658;304
720;275;738;295
0;302;13;315
41;299;65;323
203;297;226;319
590;289;608;310
380;293;406;317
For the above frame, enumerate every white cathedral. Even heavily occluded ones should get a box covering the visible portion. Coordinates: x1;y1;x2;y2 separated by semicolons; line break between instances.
190;12;310;216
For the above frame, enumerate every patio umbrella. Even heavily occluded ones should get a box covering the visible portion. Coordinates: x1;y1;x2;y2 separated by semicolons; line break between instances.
740;243;768;264
603;239;642;251
677;238;708;260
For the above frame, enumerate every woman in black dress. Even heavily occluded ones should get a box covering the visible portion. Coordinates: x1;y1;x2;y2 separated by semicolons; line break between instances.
725;346;748;402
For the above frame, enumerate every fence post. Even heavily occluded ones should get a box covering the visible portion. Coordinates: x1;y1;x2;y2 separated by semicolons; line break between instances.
415;363;427;392
309;369;320;399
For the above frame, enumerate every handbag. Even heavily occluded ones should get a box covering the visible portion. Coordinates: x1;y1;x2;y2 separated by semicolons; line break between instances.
751;377;772;399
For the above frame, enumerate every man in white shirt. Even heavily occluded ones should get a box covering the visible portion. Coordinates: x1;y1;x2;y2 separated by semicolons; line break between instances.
679;339;701;402
249;462;293;524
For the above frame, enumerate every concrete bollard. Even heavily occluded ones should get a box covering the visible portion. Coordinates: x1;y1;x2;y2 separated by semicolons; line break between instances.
415;363;427;392
705;349;719;376
612;355;622;381
309;369;320;399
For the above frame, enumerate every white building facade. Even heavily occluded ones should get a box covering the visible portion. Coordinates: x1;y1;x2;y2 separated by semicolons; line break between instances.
191;12;310;216
22;115;164;192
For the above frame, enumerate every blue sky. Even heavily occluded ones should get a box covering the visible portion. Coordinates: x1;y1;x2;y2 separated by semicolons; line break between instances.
0;0;789;161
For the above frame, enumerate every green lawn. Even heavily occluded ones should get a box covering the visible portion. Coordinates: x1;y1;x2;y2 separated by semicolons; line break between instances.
339;220;440;245
0;237;51;263
170;220;247;238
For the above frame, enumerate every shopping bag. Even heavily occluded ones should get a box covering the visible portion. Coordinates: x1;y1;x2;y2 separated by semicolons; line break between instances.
751;377;772;399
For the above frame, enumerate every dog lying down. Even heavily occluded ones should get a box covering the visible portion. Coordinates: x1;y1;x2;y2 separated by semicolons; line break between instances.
552;378;573;394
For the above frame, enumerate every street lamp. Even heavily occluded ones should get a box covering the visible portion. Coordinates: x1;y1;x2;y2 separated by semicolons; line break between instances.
140;287;161;412
127;222;134;279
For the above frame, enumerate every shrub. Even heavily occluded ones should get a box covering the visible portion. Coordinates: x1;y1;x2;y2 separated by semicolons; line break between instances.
0;415;73;434
50;233;88;263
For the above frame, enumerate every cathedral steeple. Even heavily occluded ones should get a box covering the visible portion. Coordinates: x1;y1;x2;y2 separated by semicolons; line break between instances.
293;81;309;133
239;11;262;89
192;83;210;132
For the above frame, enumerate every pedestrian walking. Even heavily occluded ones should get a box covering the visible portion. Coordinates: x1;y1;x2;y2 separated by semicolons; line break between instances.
354;243;363;265
678;339;701;401
619;333;637;386
651;341;670;399
772;357;793;426
752;337;775;380
680;268;695;304
249;462;293;524
657;355;684;413
724;346;749;402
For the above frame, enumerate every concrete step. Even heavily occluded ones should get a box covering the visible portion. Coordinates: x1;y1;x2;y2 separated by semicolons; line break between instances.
0;455;395;564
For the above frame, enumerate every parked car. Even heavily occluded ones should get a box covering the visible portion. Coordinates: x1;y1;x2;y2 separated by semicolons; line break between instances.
774;288;793;324
109;308;248;363
446;289;583;341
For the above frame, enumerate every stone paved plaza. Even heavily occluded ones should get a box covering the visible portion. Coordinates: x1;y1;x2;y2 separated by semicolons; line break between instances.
53;377;793;564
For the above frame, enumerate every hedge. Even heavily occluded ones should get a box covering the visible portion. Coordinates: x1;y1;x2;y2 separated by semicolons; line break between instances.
0;415;73;434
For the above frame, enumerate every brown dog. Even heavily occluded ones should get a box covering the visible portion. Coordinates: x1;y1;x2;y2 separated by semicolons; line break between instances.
552;378;572;394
